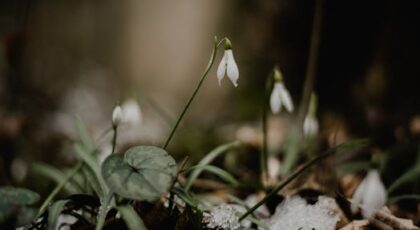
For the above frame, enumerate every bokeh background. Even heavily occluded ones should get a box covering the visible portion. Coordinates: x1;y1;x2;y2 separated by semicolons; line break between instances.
0;0;419;193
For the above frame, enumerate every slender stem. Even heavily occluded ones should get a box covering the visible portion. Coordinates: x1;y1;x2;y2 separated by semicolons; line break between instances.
162;38;225;149
111;125;118;154
240;147;335;221
296;0;324;126
37;162;84;217
281;0;324;175
241;139;368;220
261;103;268;185
261;73;273;186
95;191;114;230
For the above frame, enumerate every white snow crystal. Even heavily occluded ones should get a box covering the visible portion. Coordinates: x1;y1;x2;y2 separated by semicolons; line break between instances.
268;195;340;230
202;204;249;230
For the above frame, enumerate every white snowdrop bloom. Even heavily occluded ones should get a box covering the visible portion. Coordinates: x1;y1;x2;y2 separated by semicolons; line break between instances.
303;114;319;137
121;99;142;126
202;204;249;230
217;39;239;87
268;196;340;230
111;105;123;127
351;169;387;219
268;156;281;181
270;82;294;114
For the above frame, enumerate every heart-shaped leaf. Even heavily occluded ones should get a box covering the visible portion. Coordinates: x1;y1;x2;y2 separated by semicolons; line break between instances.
102;146;177;202
0;187;40;226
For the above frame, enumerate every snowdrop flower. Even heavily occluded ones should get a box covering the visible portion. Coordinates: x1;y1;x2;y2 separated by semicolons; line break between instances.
217;38;239;87
121;99;142;126
112;105;123;127
351;169;387;219
269;67;294;114
303;92;319;137
268;156;281;181
303;115;319;137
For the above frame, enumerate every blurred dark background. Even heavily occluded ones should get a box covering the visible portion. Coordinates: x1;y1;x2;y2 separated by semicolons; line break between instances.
0;0;419;187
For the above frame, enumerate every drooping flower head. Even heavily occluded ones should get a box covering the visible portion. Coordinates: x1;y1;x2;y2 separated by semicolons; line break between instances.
217;38;239;87
303;92;319;137
112;104;123;127
351;169;387;219
269;67;294;114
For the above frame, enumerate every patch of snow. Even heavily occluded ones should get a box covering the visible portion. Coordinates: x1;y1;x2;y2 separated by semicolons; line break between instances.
268;195;340;230
202;204;250;230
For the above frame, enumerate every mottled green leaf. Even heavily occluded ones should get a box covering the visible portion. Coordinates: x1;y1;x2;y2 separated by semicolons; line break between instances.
0;187;40;225
0;187;40;206
102;146;177;201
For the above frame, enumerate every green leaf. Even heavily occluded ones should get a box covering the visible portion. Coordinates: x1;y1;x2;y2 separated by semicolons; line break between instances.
31;162;81;194
75;116;95;152
185;165;239;187
0;187;40;225
0;187;40;206
171;187;198;208
388;194;420;203
388;167;420;194
336;161;371;175
47;200;69;230
185;141;241;191
102;145;177;201
116;205;147;230
74;144;107;198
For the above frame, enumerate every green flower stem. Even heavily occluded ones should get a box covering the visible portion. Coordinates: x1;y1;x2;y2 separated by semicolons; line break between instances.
111;125;118;154
95;191;114;230
239;147;336;221
162;37;226;149
261;72;273;186
37;162;84;217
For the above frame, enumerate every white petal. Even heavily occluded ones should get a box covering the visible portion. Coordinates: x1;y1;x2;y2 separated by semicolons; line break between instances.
270;84;282;114
360;170;387;219
112;105;123;126
303;116;319;137
268;156;281;180
216;52;227;86
278;83;294;112
351;175;367;213
225;50;239;87
121;99;142;125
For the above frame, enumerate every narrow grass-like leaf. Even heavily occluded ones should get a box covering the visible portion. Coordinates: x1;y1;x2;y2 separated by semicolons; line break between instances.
185;165;239;187
336;161;371;175
81;166;102;197
117;205;148;230
74;144;107;198
47;200;69;230
37;162;83;217
185;141;241;191
32;162;81;194
75;116;95;152
171;187;198;208
388;194;420;203
240;139;369;221
387;167;420;194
